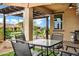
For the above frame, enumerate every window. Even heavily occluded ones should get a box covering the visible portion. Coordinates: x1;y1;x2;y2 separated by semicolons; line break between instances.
54;14;62;30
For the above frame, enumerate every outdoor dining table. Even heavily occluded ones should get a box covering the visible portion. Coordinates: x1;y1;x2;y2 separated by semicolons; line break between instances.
28;39;63;56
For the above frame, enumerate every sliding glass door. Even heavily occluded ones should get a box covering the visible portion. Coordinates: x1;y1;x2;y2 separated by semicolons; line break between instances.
33;17;50;39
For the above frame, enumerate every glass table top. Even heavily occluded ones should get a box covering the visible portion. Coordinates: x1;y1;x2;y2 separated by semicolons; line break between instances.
28;39;62;47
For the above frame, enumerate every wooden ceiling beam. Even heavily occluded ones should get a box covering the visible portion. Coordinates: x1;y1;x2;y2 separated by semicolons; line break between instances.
8;7;20;13
33;6;53;18
29;3;52;7
0;5;24;14
7;7;15;12
13;7;23;11
33;14;50;19
6;10;24;16
41;6;53;12
4;3;52;8
4;3;28;8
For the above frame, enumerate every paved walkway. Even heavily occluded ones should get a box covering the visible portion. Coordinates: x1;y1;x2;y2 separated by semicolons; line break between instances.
0;40;13;54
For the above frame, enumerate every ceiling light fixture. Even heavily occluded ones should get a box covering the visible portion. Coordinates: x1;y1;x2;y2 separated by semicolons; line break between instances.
69;3;74;9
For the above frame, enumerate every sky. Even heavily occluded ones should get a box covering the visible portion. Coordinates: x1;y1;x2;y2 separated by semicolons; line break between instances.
33;17;50;28
0;15;50;28
0;15;23;24
0;5;8;9
0;15;50;29
0;5;50;27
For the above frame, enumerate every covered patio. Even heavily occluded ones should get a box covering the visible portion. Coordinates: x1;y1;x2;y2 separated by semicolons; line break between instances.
0;3;79;56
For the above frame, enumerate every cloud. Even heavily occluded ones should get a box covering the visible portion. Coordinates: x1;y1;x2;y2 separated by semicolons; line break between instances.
0;18;11;24
10;19;18;24
19;19;23;22
34;19;43;26
6;19;18;24
6;19;9;23
0;17;23;24
0;18;3;23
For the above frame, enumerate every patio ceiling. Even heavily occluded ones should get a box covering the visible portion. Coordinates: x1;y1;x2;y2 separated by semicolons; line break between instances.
4;3;52;8
0;3;77;18
43;3;76;12
0;4;53;18
33;3;77;18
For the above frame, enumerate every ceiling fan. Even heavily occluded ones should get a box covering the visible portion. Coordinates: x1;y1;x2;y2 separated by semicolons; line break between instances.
68;3;76;9
69;3;79;16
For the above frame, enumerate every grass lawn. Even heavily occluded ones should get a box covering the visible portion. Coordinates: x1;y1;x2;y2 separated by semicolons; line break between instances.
0;52;14;56
0;48;58;56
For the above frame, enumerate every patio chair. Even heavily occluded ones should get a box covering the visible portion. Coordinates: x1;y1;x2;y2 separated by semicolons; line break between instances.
15;32;26;41
57;48;78;56
11;40;43;56
15;32;35;49
74;30;79;44
50;33;63;53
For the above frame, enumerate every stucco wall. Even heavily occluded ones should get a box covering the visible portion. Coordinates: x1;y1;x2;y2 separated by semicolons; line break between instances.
50;8;79;41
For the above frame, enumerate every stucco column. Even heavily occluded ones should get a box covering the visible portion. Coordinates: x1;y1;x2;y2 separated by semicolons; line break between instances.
23;7;33;41
50;15;54;37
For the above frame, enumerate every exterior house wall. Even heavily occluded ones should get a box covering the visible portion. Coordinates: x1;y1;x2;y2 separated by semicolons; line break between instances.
50;8;79;41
